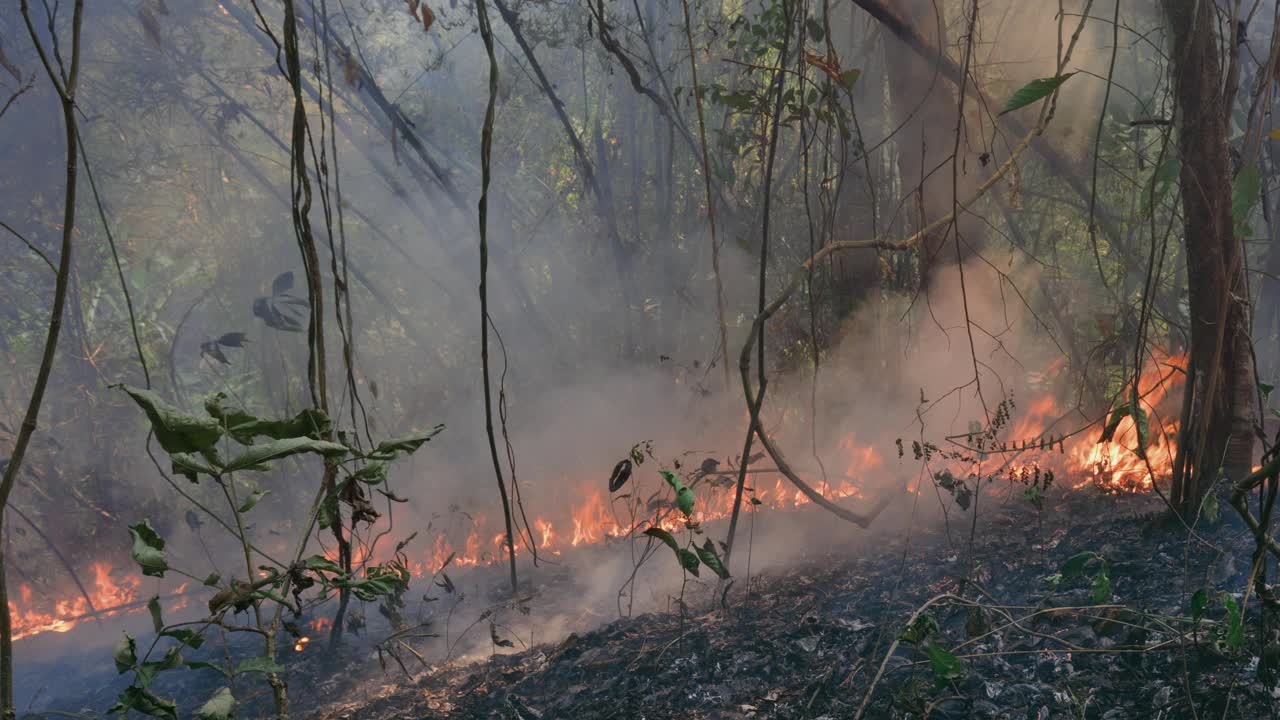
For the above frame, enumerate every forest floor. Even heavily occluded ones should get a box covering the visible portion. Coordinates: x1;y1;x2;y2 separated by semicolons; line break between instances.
305;489;1280;720
20;487;1280;719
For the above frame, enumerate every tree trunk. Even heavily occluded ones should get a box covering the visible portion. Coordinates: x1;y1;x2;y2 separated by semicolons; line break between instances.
1164;0;1256;511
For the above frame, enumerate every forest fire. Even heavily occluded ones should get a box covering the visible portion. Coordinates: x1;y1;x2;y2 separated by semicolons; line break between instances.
7;354;1188;644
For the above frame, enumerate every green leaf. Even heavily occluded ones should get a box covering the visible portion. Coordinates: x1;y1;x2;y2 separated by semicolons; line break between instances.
660;470;696;516
108;686;178;720
1232;165;1261;236
129;520;168;578
303;555;343;573
839;68;861;90
147;596;163;634
1061;552;1093;579
1191;588;1208;621
170;452;221;482
999;73;1075;115
221;437;348;473
196;687;235;720
205;394;333;443
136;648;183;687
1204;492;1221;524
202;573;221;587
1224;594;1244;650
235;655;285;674
238;490;270;513
927;642;963;680
370;425;445;459
1090;564;1112;604
113;633;138;674
116;385;223;454
696;538;731;579
643;527;701;575
1260;382;1275;400
1142;157;1181;217
899;613;939;644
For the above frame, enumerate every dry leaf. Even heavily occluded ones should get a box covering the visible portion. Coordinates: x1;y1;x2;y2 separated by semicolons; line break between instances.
0;39;21;83
422;5;436;32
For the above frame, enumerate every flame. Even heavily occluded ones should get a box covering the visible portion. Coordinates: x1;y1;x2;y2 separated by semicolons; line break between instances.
11;353;1192;642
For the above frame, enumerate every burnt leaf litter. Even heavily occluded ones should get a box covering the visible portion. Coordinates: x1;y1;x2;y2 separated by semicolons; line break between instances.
21;488;1280;719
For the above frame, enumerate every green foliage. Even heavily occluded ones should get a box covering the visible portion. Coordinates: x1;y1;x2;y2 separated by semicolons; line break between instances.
899;613;939;644
108;685;177;720
926;642;963;680
117;385;222;454
644;527;701;575
1191;588;1208;621
221;436;348;472
696;538;731;579
235;655;286;674
1000;73;1075;115
1224;594;1244;650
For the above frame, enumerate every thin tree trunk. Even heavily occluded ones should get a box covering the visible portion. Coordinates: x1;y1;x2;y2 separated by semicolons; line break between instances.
1164;0;1256;511
2;4;85;716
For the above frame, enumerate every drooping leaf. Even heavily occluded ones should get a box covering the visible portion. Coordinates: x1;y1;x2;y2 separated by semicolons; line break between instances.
238;490;270;513
114;633;138;673
927;642;963;680
350;461;389;485
171;452;221;482
1204;492;1221;524
196;687;235;720
221;437;348;473
1191;588;1208;621
1132;401;1150;459
696;538;730;579
186;660;231;678
370;425;445;459
1224;594;1244;650
303;555;343;573
643;527;700;575
129;520;168;578
116;385;222;454
108;686;178;720
660;470;696;516
148;596;164;634
236;655;285;674
1260;382;1275;400
999;73;1075;115
161;628;205;649
200;341;230;365
1232;165;1262;236
272;271;294;295
136;648;183;687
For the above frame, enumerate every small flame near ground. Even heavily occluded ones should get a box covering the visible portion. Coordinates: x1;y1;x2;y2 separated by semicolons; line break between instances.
10;353;1189;642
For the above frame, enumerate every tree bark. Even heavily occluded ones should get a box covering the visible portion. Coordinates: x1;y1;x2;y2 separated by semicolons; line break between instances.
1164;0;1256;511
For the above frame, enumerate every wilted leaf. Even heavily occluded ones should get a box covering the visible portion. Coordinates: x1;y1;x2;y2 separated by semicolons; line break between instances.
1099;405;1130;444
160;628;205;649
1000;73;1075;115
643;527;700;575
221;437;348;473
370;425;445;459
129;520;168;578
238;489;270;513
171;452;221;482
109;685;177;720
148;596;164;634
196;688;234;720
200;341;230;365
116;385;222;454
114;633;138;673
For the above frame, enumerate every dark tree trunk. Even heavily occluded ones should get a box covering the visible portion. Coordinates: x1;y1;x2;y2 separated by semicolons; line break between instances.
1165;0;1256;511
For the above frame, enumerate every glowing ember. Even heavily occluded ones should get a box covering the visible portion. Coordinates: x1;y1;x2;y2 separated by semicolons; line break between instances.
294;636;311;652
